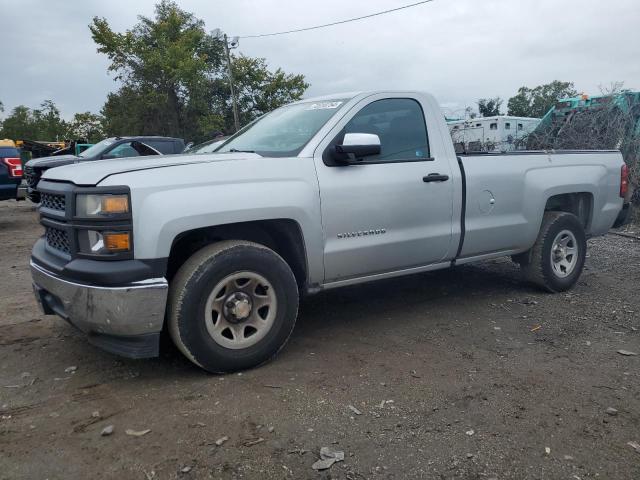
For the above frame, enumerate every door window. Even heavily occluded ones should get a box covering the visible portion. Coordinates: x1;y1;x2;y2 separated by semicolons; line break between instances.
146;140;173;154
343;99;430;162
106;142;140;158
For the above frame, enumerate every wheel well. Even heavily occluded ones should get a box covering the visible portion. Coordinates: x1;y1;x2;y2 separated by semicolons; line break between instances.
544;193;593;231
166;220;308;289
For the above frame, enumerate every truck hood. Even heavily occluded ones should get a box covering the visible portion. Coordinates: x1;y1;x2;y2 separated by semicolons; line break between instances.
42;152;262;186
26;155;80;169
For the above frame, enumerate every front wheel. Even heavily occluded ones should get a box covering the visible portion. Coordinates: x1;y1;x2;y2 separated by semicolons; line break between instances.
520;212;587;292
168;240;299;373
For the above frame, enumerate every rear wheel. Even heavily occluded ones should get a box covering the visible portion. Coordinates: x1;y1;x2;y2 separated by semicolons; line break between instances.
168;240;299;373
520;212;587;292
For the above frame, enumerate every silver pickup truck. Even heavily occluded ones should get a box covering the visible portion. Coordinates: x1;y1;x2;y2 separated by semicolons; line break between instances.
30;91;631;372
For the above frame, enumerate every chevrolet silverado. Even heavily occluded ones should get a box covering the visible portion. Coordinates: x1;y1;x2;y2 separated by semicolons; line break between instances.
30;91;630;372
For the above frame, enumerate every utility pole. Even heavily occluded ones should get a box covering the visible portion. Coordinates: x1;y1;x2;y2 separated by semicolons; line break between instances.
222;34;241;132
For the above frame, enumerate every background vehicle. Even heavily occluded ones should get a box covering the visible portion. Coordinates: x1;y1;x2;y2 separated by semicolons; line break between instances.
447;115;540;152
184;136;229;154
0;140;24;201
30;91;629;373
24;136;184;202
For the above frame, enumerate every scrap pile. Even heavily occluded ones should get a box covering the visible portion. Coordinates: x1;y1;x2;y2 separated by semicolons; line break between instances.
527;91;640;205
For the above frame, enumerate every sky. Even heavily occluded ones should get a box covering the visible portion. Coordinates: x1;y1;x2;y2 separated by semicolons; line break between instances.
1;0;639;120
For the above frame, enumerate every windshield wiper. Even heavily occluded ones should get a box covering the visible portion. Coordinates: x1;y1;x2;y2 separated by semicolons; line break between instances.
229;148;255;153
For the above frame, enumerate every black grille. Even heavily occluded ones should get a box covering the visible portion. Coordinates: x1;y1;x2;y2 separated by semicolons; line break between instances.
41;193;66;211
24;166;40;189
45;227;70;254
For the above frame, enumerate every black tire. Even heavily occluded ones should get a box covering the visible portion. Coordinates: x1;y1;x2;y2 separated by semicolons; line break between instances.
168;240;299;373
520;211;587;292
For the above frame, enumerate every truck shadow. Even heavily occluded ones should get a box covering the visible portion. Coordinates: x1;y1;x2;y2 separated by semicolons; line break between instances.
293;259;536;337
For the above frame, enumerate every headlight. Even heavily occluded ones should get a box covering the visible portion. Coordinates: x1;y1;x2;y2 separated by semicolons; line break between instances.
76;194;129;217
78;230;131;254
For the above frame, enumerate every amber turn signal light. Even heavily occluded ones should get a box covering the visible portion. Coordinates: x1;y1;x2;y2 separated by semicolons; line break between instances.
102;196;129;214
103;232;131;252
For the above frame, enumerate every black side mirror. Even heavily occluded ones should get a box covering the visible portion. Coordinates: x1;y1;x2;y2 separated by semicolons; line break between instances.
332;133;381;163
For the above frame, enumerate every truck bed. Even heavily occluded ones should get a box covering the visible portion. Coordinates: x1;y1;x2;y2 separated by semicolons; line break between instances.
456;150;624;262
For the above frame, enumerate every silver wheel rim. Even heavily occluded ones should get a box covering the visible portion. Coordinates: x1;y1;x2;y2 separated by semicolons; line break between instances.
550;229;579;278
204;271;277;349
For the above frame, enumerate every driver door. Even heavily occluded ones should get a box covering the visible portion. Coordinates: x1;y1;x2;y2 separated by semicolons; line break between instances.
314;96;454;283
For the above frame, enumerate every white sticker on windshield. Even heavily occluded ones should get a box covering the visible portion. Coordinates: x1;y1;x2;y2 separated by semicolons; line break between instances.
305;101;343;110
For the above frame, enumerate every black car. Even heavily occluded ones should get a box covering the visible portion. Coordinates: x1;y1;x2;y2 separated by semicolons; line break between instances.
0;145;24;201
24;136;185;203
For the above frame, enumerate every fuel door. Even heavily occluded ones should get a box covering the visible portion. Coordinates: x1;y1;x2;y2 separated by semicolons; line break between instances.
478;189;496;215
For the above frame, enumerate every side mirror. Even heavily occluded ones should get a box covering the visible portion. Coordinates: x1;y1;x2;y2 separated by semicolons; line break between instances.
333;133;381;163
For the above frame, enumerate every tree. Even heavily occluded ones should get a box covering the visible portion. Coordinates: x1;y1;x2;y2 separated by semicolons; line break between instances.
0;101;67;140
477;97;502;117
90;1;223;141
66;112;106;143
507;81;578;118
218;55;308;127
32;100;67;140
90;0;308;142
0;106;33;139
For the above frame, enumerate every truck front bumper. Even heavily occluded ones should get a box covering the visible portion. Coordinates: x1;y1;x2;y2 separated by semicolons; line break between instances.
31;261;168;358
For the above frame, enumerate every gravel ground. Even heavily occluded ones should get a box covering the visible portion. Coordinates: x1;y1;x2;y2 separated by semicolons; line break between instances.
1;200;639;479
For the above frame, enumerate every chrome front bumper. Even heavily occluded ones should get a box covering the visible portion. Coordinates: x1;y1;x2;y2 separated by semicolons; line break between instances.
31;261;168;355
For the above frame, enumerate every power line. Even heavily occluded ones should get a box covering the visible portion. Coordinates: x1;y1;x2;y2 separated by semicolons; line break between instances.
239;0;435;39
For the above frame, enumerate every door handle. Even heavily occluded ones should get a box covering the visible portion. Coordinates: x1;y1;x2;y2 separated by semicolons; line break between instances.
423;173;449;183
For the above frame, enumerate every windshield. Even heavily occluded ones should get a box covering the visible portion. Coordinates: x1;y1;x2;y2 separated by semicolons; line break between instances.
77;138;115;158
217;99;348;157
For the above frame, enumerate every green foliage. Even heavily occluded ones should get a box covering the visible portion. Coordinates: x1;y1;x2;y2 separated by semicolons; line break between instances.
91;0;308;143
90;0;224;141
507;81;578;118
0;100;104;143
221;55;309;127
0;106;34;139
66;112;106;143
0;100;67;141
477;97;502;117
33;100;67;140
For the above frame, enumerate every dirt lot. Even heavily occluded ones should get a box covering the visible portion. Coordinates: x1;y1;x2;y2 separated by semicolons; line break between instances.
1;200;639;480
